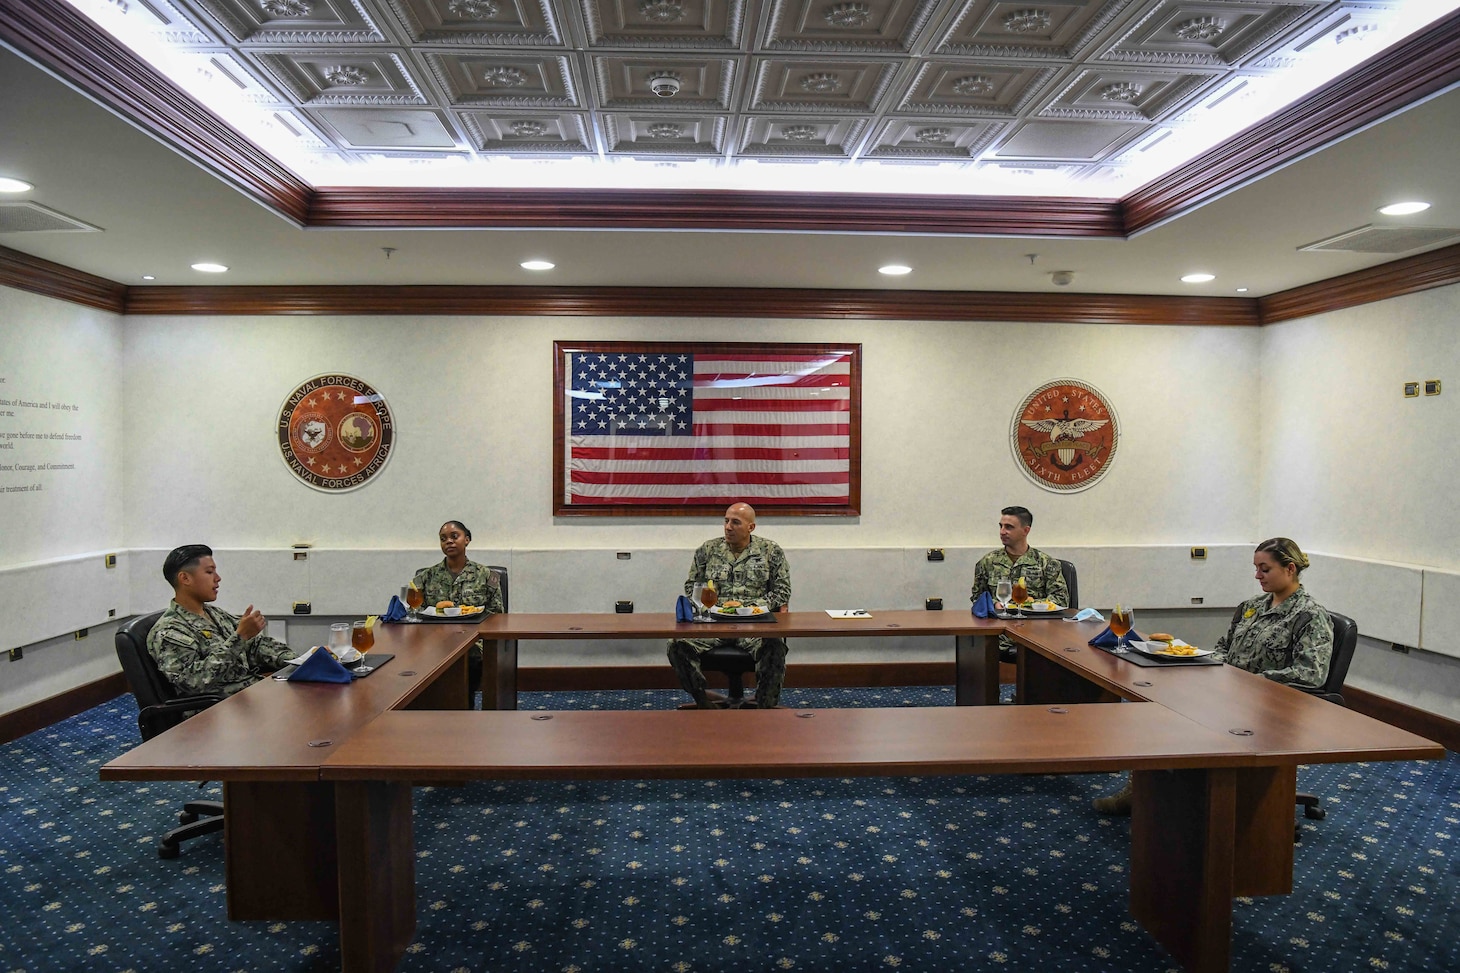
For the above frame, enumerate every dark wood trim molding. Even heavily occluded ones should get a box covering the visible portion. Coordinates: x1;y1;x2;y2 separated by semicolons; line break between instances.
1124;10;1460;235
517;662;956;693
1257;242;1460;324
123;284;1261;325
0;671;128;744
0;244;127;312
1345;687;1460;754
309;188;1124;236
0;0;311;224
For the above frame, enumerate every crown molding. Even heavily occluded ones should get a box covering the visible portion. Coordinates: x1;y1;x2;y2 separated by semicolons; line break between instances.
1124;9;1460;235
0;0;311;224
122;284;1260;325
1257;242;1460;325
0;244;126;312
308;188;1125;236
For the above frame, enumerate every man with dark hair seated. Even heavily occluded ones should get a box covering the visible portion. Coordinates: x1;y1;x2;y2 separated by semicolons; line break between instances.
147;544;294;697
971;506;1069;662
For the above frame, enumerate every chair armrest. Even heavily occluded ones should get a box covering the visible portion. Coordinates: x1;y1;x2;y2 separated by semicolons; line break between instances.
137;695;225;739
1298;687;1345;707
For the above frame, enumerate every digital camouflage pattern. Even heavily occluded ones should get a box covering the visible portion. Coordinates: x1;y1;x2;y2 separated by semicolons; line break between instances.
970;547;1069;607
146;599;294;697
1213;586;1333;689
668;534;793;708
412;560;504;614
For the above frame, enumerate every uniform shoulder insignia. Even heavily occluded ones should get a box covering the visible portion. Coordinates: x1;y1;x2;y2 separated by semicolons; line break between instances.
1243;608;1256;619
160;630;195;647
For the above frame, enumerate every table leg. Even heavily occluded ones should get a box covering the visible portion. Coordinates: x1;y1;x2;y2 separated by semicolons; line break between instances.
224;781;337;920
1233;765;1296;897
336;781;416;973
955;634;999;705
404;653;468;711
1018;647;1118;705
480;637;518;710
1130;768;1236;973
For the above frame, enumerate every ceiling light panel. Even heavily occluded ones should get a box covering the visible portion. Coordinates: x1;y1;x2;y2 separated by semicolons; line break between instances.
56;0;1460;196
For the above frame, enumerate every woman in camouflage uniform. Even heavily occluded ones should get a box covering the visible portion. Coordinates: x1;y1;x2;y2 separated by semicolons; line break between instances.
1094;537;1333;815
412;520;504;708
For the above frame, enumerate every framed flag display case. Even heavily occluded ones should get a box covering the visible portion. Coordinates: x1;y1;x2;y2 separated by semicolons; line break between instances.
554;341;861;516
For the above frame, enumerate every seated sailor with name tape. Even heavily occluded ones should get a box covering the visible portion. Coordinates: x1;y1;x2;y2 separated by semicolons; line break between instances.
146;544;294;697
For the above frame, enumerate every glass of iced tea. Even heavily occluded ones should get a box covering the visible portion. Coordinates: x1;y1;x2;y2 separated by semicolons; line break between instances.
1110;603;1133;653
1011;576;1028;606
404;582;424;623
351;619;374;657
701;580;718;613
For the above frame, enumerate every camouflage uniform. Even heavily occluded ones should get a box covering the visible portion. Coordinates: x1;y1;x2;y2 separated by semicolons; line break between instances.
146;599;294;697
1213;586;1333;689
413;560;504;707
971;547;1070;656
412;560;504;614
667;535;792;708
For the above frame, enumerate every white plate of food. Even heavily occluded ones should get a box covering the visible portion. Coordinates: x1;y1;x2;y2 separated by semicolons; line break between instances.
1128;639;1213;658
1017;601;1065;615
419;605;485;618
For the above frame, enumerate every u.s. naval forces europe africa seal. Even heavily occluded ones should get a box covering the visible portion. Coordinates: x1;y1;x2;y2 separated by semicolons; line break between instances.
1010;379;1118;493
277;375;393;492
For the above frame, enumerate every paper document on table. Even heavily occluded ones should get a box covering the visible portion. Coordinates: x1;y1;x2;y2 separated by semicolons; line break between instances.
826;610;872;618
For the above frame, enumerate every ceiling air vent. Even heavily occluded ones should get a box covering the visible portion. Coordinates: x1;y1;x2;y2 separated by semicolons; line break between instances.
0;202;102;234
1300;224;1460;254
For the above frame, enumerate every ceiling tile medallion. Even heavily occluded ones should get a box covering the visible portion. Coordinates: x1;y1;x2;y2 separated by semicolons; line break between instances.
460;112;594;151
190;0;390;44
592;57;737;109
603;114;729;153
251;52;430;105
385;0;565;45
579;0;747;49
749;58;900;111
1040;67;1216;121
901;61;1055;115
863;117;1001;158
425;53;580;107
313;108;461;147
739;116;868;156
762;0;942;54
1101;1;1321;67
937;0;1137;58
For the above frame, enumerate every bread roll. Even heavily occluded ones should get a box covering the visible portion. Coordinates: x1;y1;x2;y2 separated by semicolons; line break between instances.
1147;632;1175;643
436;600;454;610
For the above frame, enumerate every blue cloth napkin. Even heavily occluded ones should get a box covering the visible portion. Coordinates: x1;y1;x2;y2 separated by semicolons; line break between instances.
1088;626;1146;648
675;595;695;622
287;648;354;683
381;595;407;623
971;591;995;618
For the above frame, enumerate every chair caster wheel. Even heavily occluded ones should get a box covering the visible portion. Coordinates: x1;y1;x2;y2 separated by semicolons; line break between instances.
1304;806;1326;821
158;843;181;859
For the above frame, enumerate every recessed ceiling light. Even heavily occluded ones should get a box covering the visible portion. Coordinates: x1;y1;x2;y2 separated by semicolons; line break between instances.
142;275;155;281
520;260;555;271
1378;201;1430;216
191;262;228;273
1181;273;1216;284
878;264;912;276
0;177;33;193
1235;287;1248;293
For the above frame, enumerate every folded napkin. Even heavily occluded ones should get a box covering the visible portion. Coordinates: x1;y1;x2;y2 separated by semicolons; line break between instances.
1070;607;1105;622
675;595;695;622
381;595;407;623
287;647;354;683
971;591;995;618
1088;626;1146;648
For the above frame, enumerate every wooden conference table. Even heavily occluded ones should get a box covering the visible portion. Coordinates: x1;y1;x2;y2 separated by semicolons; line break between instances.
102;611;1443;973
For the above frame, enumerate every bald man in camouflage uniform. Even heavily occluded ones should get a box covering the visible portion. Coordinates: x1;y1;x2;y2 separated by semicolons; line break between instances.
1213;587;1333;689
147;544;294;697
668;503;792;709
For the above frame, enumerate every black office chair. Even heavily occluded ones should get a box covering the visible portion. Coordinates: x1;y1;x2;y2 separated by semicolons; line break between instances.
1295;609;1359;835
467;565;510;708
1059;559;1079;610
680;603;786;709
114;611;226;858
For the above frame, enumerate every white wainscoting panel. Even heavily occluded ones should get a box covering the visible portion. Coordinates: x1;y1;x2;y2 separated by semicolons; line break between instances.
0;552;131;652
1304;553;1422;647
1420;569;1460;659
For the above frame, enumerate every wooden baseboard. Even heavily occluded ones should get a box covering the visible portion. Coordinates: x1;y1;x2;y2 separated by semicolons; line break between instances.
1345;687;1460;754
0;671;129;744
518;661;957;693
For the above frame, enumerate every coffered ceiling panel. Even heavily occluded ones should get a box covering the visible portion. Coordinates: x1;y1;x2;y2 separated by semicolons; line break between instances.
580;0;748;49
26;0;1441;194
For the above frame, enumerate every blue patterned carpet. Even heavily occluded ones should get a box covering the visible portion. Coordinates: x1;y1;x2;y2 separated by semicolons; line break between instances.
1;686;1456;972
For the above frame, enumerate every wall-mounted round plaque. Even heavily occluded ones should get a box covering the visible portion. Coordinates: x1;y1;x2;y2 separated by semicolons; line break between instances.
1010;378;1119;493
277;374;393;492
